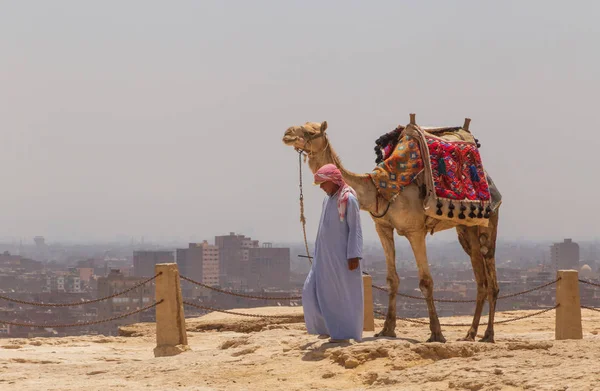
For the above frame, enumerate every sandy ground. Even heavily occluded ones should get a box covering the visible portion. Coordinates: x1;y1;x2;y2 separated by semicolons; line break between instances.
1;307;600;391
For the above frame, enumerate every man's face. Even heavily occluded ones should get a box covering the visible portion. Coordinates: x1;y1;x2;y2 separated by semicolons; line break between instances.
319;181;340;196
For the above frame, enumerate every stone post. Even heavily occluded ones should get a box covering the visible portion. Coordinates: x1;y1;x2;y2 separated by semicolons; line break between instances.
555;270;583;340
363;274;375;332
154;263;190;357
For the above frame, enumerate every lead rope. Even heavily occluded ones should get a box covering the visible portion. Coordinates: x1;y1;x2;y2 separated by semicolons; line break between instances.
298;150;313;265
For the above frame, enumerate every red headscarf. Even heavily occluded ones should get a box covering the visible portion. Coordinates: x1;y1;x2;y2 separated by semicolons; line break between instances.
313;164;357;222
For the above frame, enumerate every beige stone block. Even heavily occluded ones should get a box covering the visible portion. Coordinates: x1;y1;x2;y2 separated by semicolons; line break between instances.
363;274;375;332
154;263;189;357
555;269;582;340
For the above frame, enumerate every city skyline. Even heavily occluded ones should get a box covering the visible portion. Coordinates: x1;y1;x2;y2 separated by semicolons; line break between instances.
1;233;600;248
1;231;597;339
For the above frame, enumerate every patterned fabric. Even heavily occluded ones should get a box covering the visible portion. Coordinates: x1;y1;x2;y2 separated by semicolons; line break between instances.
382;144;394;160
426;136;490;202
314;164;358;222
370;134;424;201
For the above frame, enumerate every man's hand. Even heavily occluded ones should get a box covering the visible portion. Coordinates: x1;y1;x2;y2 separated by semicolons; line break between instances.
348;258;360;271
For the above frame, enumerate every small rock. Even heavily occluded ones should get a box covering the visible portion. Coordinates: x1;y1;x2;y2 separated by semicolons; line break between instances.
87;371;108;376
362;371;378;385
448;380;485;390
322;372;335;379
231;345;258;357
494;369;503;375
507;342;552;351
345;357;360;369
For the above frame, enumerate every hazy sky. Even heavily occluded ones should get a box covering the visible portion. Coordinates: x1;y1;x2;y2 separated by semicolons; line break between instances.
1;1;599;244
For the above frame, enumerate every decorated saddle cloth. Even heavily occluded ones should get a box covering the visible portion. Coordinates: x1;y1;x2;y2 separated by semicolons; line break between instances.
370;133;424;200
371;124;498;227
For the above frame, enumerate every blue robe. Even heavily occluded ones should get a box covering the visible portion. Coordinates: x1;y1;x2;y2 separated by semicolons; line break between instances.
302;192;364;341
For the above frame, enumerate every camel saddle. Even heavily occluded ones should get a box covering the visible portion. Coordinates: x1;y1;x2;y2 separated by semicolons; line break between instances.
370;124;501;227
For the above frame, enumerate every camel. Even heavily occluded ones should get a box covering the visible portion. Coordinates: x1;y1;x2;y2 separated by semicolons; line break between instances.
282;117;501;343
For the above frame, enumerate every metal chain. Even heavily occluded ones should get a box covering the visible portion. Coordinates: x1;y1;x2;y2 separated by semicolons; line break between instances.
581;305;600;313
372;284;476;303
180;275;302;300
0;300;163;328
374;305;558;327
299;150;313;265
492;305;558;325
497;279;559;300
374;310;386;319
372;278;559;304
183;301;304;319
0;273;161;307
579;279;600;289
374;310;431;325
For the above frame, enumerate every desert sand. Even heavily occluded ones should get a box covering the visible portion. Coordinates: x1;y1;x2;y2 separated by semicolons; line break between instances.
1;307;600;391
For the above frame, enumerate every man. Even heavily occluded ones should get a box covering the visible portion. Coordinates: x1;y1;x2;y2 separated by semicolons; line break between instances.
302;164;364;343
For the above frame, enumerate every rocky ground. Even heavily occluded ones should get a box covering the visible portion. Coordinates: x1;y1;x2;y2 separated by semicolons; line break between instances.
1;307;600;391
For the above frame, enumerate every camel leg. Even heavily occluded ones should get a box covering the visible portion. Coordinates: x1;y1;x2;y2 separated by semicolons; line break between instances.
406;231;446;343
456;225;487;341
374;222;398;338
478;209;500;343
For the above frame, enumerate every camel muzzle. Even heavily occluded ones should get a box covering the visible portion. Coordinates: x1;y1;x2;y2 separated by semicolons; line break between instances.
282;129;299;145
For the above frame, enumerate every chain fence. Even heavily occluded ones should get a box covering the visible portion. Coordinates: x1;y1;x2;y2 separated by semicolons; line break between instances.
183;274;592;328
374;305;559;327
0;300;163;328
579;280;600;313
0;273;161;308
372;278;560;303
3;270;598;331
581;305;600;313
181;272;564;327
183;301;304;320
180;275;302;300
579;279;600;289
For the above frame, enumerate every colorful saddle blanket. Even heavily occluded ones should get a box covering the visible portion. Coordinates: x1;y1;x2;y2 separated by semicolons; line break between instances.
370;133;424;201
370;124;493;226
427;136;490;202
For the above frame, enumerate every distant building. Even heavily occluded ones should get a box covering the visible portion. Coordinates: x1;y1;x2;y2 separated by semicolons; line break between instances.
0;251;21;265
32;236;49;262
133;251;174;277
551;239;580;271
215;232;259;289
0;321;8;336
44;272;81;293
33;236;45;247
96;269;155;335
177;241;220;297
0;252;43;273
580;264;593;277
248;243;290;290
78;267;94;282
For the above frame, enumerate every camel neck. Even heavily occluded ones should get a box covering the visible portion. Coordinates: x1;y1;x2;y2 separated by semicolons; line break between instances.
306;140;376;212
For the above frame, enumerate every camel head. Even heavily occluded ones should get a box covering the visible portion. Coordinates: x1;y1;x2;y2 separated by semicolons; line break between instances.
282;121;328;154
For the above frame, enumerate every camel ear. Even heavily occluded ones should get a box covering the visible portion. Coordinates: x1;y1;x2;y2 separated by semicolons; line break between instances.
320;121;328;133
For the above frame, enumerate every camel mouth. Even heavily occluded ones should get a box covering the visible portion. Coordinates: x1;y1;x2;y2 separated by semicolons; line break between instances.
282;131;299;146
282;136;298;145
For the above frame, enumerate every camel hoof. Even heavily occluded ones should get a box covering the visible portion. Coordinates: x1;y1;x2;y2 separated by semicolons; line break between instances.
375;329;396;338
426;333;446;343
479;332;495;343
458;330;477;342
479;336;495;343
